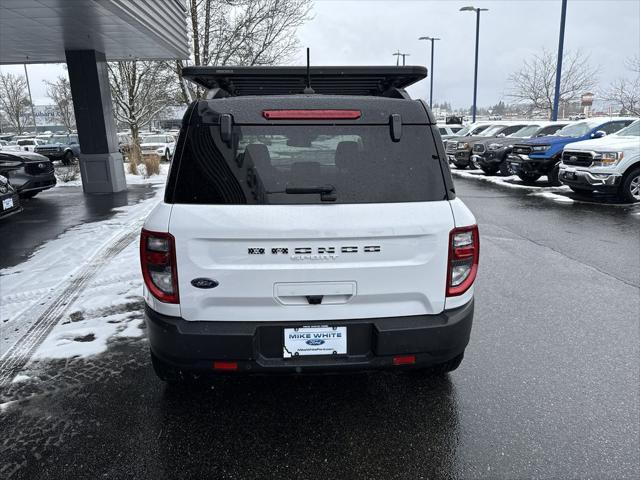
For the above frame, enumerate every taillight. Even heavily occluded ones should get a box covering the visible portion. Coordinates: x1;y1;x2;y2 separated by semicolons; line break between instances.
446;225;479;297
140;229;179;303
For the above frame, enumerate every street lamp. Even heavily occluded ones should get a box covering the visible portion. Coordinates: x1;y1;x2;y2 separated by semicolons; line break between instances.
393;50;410;66
460;6;488;123
551;0;568;120
419;36;441;109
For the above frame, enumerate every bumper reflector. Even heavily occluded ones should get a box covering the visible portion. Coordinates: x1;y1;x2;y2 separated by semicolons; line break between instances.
392;355;416;366
213;361;238;371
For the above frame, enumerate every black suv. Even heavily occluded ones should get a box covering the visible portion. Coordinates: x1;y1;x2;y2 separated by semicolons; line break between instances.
0;151;56;198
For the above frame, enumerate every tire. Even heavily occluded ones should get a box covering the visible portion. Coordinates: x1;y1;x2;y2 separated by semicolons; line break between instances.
569;186;594;194
481;166;499;176
19;191;39;199
618;166;640;203
431;352;465;375
62;150;74;166
517;172;541;185
546;164;562;186
163;149;170;162
151;350;184;383
499;160;514;176
453;162;467;170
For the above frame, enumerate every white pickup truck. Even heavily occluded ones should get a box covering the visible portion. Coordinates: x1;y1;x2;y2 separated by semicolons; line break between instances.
559;119;640;202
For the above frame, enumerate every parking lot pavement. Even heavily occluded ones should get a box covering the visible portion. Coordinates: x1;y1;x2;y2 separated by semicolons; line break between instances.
0;184;157;270
1;177;638;479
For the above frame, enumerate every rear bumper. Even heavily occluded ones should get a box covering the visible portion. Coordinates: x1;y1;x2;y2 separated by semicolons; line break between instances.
145;300;474;374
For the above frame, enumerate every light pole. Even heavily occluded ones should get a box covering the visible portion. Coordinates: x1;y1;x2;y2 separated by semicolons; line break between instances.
23;63;37;134
393;50;410;66
419;36;441;108
551;0;568;120
460;6;488;123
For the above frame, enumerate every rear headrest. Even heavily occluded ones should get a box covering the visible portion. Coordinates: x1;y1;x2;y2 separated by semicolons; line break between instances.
244;143;272;169
335;141;360;170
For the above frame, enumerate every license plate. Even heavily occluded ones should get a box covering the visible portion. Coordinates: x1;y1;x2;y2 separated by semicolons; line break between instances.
283;325;347;358
2;197;13;210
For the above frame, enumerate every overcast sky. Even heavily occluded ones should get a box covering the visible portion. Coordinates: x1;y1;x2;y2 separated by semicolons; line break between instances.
1;0;638;108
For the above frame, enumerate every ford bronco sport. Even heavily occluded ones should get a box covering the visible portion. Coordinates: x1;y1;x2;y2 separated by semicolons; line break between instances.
141;66;479;381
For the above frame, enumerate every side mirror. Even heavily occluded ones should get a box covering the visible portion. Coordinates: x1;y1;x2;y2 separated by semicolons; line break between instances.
592;130;606;139
497;133;506;138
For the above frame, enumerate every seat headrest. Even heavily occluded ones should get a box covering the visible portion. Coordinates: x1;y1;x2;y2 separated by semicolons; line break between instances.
335;141;360;170
244;144;272;169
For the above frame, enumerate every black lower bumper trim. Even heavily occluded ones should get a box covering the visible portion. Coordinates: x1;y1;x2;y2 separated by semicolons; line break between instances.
145;300;474;373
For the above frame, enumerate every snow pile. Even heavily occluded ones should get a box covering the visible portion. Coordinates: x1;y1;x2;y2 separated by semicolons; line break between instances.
55;162;169;188
450;168;571;193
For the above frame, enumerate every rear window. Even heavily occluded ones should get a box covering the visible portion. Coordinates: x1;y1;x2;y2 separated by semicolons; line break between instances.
170;124;446;204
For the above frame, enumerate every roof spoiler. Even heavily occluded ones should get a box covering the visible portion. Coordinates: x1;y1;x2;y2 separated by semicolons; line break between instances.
181;66;427;99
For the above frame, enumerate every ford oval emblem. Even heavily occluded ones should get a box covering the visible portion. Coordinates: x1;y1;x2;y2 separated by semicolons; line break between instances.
306;339;325;346
191;278;219;289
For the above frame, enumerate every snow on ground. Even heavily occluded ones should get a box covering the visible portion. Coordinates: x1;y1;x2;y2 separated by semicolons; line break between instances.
32;241;145;360
451;168;578;204
450;168;571;193
450;167;640;207
0;169;166;361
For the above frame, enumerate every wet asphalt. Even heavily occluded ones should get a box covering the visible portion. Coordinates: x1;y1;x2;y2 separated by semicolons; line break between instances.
0;184;157;270
1;177;639;479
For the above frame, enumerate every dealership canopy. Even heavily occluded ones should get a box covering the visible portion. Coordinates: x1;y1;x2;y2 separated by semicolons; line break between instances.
0;0;189;64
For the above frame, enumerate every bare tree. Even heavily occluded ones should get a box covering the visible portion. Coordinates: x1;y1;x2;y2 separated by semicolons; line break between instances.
507;49;599;118
175;0;312;102
0;72;32;133
44;76;75;132
107;61;177;173
605;56;640;116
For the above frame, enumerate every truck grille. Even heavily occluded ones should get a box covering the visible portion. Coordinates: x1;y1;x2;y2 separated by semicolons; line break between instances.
512;145;532;155
36;147;60;154
25;161;54;175
562;151;593;167
472;143;485;153
445;141;457;153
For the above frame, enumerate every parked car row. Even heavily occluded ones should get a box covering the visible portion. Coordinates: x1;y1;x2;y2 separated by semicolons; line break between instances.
443;117;640;202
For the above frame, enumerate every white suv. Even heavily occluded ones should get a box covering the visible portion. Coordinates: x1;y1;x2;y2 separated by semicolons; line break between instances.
560;119;640;202
140;66;479;381
140;134;176;161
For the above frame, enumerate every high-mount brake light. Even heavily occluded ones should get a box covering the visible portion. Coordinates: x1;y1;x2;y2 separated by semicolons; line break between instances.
140;229;179;303
262;109;361;120
446;225;479;297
